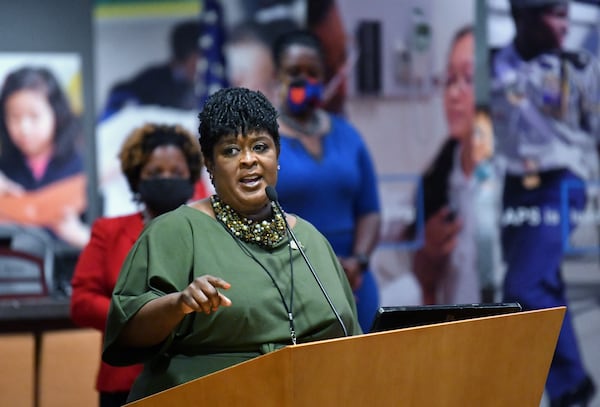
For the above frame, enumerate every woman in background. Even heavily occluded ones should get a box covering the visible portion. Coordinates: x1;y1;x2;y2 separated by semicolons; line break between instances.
70;124;203;407
272;30;381;332
408;26;501;305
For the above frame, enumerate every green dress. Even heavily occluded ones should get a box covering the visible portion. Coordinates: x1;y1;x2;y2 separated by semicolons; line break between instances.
102;205;362;401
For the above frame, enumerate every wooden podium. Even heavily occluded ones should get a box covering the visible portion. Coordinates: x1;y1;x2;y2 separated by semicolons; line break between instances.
127;307;565;407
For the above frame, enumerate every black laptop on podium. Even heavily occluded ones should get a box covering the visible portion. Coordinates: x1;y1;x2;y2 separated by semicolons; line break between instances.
369;302;522;333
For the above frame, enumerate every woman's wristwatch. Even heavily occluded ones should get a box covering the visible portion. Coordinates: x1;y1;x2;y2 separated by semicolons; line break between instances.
353;253;370;272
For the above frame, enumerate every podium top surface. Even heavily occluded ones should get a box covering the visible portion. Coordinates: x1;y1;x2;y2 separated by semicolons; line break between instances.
127;307;565;407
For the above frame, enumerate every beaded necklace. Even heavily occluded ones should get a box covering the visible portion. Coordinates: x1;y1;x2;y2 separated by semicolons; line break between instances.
212;194;297;344
210;194;287;249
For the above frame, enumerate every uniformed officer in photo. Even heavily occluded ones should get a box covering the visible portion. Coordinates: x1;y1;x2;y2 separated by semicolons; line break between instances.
489;0;599;405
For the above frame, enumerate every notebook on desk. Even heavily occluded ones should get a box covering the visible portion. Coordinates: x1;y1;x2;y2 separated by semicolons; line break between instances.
369;302;522;333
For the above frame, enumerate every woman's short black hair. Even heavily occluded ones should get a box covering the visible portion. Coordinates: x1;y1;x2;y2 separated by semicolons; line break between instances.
271;29;325;70
119;123;202;194
198;87;279;165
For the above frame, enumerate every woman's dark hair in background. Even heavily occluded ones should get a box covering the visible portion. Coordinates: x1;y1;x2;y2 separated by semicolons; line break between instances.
441;24;473;88
450;25;473;54
0;66;81;163
197;87;280;163
119;123;202;194
271;29;326;70
170;20;202;62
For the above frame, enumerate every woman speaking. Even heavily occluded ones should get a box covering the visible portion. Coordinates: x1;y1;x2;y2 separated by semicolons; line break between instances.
102;87;361;402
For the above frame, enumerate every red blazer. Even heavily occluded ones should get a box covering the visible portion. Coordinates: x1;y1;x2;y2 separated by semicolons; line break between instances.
70;213;144;393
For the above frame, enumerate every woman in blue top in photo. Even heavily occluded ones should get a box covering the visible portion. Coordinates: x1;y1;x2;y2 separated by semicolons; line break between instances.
272;29;382;332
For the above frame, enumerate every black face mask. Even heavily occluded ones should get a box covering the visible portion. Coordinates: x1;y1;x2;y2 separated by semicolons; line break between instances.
138;178;194;215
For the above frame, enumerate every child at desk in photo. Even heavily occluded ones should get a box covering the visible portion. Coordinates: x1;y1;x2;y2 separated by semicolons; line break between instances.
0;66;89;248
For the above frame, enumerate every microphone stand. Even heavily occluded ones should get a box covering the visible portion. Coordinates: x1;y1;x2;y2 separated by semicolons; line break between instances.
266;186;348;337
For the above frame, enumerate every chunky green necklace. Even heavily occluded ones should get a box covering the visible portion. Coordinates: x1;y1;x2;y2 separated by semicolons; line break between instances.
211;195;287;249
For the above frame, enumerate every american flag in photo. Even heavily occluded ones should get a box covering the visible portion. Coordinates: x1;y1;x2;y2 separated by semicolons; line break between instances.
196;0;228;108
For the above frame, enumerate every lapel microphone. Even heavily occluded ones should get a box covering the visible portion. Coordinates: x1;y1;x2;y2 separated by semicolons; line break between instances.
265;186;348;337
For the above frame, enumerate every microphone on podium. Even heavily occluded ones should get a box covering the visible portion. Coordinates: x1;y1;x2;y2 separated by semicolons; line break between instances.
265;186;349;337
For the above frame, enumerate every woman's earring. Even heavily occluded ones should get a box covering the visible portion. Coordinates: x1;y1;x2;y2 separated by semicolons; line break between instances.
277;165;281;171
